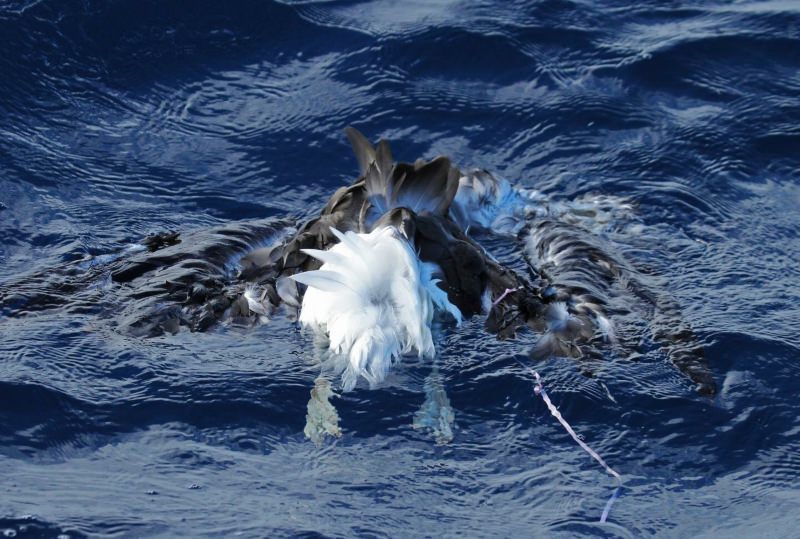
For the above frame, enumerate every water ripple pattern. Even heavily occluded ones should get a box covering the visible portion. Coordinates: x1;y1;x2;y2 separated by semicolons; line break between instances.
1;0;799;537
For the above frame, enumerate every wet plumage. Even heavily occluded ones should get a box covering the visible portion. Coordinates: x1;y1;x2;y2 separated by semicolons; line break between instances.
271;128;641;390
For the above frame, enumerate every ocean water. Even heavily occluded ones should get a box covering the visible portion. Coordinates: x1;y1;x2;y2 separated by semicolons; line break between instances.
1;0;799;537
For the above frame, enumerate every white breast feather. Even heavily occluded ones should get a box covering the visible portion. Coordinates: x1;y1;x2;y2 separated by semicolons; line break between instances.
291;226;461;391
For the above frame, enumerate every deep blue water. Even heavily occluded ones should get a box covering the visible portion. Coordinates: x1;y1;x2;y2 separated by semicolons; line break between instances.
1;0;799;537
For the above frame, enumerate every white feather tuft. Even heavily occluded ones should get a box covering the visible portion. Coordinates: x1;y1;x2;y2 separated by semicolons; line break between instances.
291;226;461;391
449;169;531;234
243;285;271;322
546;302;574;332
594;313;616;343
480;287;493;315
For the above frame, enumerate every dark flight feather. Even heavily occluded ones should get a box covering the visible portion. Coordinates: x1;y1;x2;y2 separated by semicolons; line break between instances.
344;126;376;176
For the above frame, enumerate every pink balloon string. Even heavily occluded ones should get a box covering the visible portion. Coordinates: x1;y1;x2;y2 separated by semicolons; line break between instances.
493;286;522;306
517;359;623;523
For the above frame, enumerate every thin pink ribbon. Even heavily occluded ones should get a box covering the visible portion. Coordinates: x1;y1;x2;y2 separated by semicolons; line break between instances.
493;286;522;306
517;360;623;522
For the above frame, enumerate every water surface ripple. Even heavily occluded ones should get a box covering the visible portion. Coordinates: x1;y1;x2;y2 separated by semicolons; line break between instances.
1;0;799;537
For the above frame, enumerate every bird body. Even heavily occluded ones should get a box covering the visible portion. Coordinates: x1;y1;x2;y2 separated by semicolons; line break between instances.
255;127;712;394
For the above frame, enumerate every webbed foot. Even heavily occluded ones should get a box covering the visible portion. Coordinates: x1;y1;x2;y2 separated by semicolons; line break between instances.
304;377;342;446
413;369;455;444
